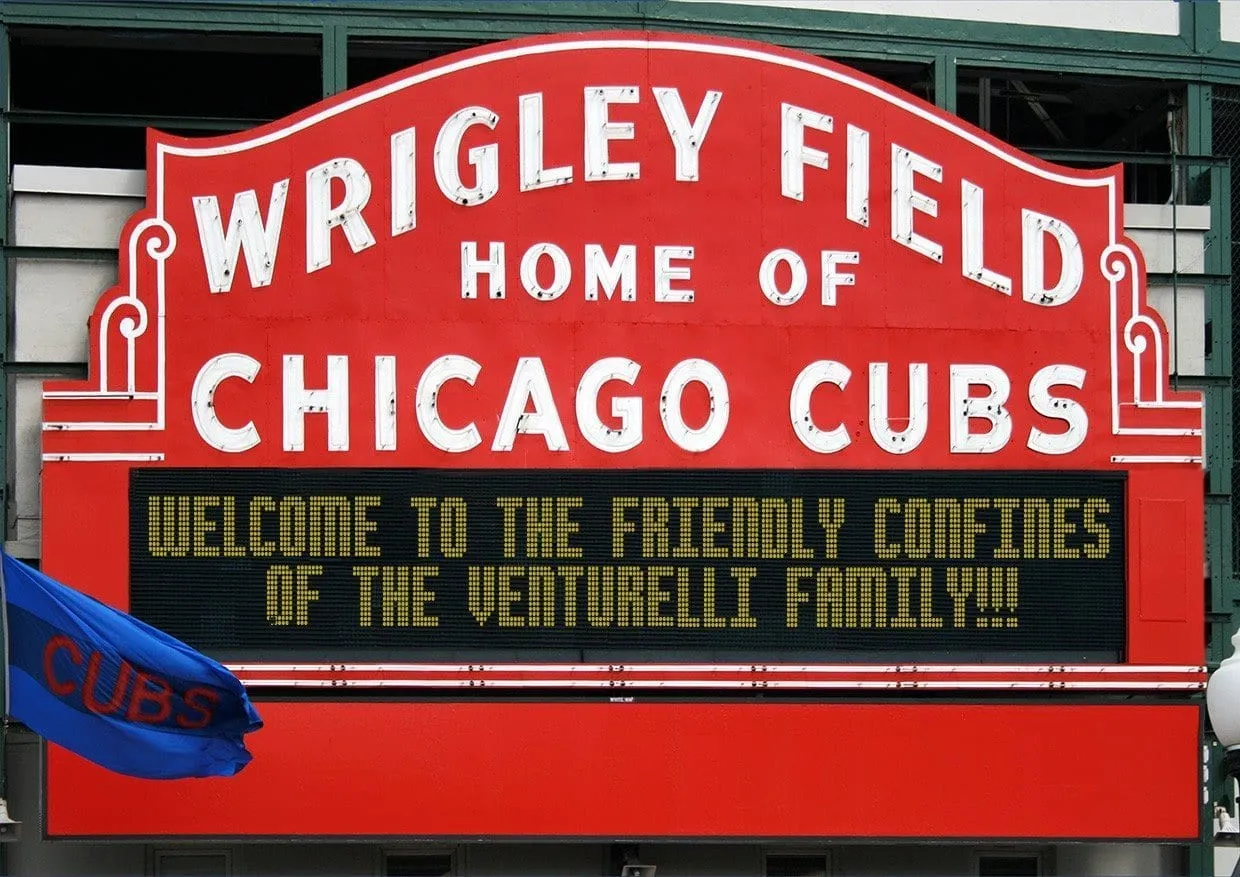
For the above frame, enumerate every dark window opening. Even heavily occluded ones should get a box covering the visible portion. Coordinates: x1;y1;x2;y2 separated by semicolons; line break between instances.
958;68;1185;203
8;26;320;169
766;854;829;877
385;853;453;877
1016;154;1172;205
958;68;1181;151
10;123;147;170
153;851;230;877
348;38;486;89
10;123;239;171
826;57;931;103
10;27;320;118
977;854;1040;877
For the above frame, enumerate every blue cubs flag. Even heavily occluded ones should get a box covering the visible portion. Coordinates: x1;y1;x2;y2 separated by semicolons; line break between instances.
0;552;262;779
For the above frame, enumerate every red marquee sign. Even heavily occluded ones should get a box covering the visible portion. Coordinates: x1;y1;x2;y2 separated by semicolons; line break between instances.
39;32;1203;839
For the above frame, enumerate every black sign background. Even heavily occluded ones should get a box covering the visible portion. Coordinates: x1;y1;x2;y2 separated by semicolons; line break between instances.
129;469;1126;663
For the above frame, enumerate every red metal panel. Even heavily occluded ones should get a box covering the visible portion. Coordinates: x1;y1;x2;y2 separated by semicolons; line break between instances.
1127;468;1204;662
1137;499;1189;621
45;701;1200;840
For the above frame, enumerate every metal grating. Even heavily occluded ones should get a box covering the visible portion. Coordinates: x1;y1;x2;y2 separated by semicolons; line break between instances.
1214;87;1240;568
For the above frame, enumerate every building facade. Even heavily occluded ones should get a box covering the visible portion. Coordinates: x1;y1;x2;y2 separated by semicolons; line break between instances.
0;1;1236;875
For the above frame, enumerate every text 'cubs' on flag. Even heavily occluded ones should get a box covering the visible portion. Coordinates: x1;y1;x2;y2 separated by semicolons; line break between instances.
1;552;261;779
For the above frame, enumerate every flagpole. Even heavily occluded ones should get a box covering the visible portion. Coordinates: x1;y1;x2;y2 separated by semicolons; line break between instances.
0;550;13;845
0;552;10;718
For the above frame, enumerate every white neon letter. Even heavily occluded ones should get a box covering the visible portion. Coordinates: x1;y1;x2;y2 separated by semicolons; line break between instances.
652;87;722;182
846;124;870;227
461;241;505;300
790;360;851;453
891;145;943;263
521;243;572;301
660;359;729;452
306;158;375;273
434;106;500;206
821;251;859;306
868;362;928;455
654;246;694;303
192;353;261;452
1028;364;1088;455
577;357;642;453
949;364;1012;453
1022;209;1083;306
961;179;1012;295
391;127;417;237
192;181;289;292
759;248;807;306
375;355;397;452
781;103;833;201
416;355;482;453
520;93;573;192
493;357;569;452
584;86;640;181
283;355;350;452
584;244;637;302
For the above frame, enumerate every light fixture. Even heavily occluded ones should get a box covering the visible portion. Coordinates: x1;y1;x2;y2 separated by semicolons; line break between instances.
1209;630;1240;750
1207;628;1240;851
609;844;656;877
0;797;22;842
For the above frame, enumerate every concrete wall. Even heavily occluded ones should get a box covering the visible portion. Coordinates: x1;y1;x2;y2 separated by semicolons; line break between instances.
1125;203;1211;381
7;166;143;560
1221;0;1240;44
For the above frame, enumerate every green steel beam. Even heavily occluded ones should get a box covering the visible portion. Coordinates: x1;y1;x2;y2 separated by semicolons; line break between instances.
0;2;330;32
645;0;1195;56
0;18;10;557
323;23;348;97
8;0;1240;84
0;363;85;377
1193;95;1230;631
4;246;126;261
0;22;6;254
1187;84;1218;199
1176;375;1233;388
1204;152;1236;667
1196;78;1235;875
933;53;956;114
0;20;10;874
1036;150;1226;167
1200;707;1221;877
1151;272;1233;284
3;109;269;131
1188;0;1222;57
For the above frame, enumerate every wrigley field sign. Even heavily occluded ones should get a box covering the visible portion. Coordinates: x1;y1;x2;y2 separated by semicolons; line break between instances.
41;33;1202;678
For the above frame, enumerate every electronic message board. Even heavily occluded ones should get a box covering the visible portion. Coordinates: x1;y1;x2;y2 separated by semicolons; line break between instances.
131;468;1126;661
